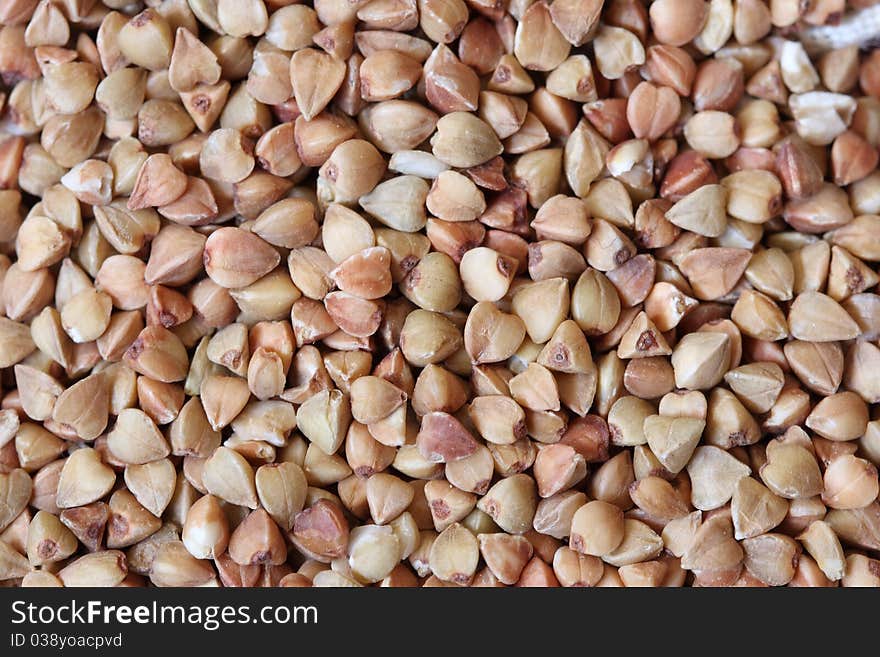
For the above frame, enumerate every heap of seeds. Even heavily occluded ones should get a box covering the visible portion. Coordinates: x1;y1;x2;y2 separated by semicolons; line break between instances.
0;0;878;589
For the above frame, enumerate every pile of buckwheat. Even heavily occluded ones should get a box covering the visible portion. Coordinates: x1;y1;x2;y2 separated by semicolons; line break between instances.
0;0;879;588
